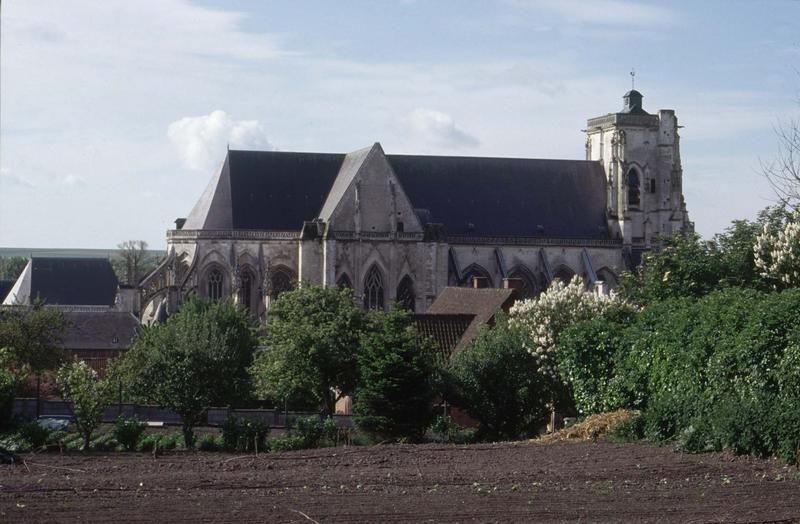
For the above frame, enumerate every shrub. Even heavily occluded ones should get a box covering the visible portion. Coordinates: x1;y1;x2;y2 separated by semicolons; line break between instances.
450;317;550;441
90;433;119;452
137;433;161;452
17;421;51;449
197;433;223;452
295;416;324;448
606;412;644;443
268;435;306;452
0;367;16;430
220;416;270;452
159;432;184;450
113;415;147;451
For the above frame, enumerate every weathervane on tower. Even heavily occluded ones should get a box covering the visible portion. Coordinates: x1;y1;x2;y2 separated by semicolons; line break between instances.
630;68;636;90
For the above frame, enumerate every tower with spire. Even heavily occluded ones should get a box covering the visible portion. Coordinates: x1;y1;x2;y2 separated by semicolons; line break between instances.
585;85;693;262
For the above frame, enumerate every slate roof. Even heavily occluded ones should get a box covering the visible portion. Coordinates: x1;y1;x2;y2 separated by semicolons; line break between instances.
62;311;139;351
182;148;610;239
30;258;118;306
0;280;13;303
426;287;517;353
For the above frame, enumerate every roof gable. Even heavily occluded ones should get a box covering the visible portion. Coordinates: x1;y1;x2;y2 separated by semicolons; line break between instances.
427;287;516;353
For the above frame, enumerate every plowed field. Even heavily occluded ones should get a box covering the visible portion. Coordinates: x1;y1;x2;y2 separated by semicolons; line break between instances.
2;441;799;523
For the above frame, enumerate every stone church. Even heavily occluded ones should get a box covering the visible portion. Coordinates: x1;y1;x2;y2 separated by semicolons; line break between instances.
139;90;692;321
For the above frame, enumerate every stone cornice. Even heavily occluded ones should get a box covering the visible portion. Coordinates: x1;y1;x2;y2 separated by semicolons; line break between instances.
587;113;660;130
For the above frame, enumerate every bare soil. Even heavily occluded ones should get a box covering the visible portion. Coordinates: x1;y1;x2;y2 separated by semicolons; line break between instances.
2;441;800;523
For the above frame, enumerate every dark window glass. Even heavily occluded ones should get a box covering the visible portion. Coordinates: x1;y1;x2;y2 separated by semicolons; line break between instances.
627;169;641;208
363;266;384;310
207;268;223;300
396;275;415;312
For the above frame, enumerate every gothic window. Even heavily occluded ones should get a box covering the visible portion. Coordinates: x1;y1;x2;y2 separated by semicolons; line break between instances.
596;267;618;288
509;266;538;299
396;275;415;312
460;264;493;288
363;265;385;311
207;268;223;300
336;274;353;290
270;267;294;300
553;266;575;284
627;169;641;208
240;269;254;311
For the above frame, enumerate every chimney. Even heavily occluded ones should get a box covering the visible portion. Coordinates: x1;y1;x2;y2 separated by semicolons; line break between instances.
472;276;489;289
502;278;524;292
175;218;186;230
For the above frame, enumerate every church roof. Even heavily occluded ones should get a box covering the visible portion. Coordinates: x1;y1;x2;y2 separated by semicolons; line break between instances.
182;147;610;239
3;257;119;306
62;310;139;351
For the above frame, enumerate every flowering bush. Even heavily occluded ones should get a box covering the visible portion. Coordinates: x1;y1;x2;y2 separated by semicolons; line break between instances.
754;210;800;288
509;276;623;379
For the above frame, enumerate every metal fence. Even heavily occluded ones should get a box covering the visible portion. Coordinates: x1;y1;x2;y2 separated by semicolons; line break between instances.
12;398;353;428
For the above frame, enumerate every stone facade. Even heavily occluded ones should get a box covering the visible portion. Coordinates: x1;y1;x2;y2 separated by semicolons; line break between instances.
139;91;692;322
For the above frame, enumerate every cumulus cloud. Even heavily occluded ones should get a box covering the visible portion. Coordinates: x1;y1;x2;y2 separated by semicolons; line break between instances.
167;110;275;171
407;108;480;149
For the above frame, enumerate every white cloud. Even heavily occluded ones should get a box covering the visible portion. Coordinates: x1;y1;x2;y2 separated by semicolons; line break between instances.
509;0;676;25
407;108;480;149
167;110;275;171
62;174;86;187
0;167;34;188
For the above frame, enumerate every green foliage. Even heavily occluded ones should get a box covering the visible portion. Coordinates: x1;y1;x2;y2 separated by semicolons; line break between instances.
57;360;107;450
556;306;637;415
197;433;223;451
354;308;436;442
109;296;259;449
17;421;52;449
250;285;364;415
0;300;66;378
606;412;644;443
113;415;146;451
450;316;549;441
267;434;306;452
0;256;28;281
158;432;184;450
220;416;270;452
0;365;16;429
90;433;120;452
136;433;161;452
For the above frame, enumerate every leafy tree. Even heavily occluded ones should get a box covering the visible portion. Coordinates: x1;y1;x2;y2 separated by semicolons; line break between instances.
0;256;28;281
112;240;158;286
57;360;107;450
450;316;549;441
0;300;66;379
250;285;364;415
353;308;436;442
110;297;259;448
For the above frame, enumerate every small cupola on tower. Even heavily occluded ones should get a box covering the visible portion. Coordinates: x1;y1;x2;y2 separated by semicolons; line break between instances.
622;90;647;115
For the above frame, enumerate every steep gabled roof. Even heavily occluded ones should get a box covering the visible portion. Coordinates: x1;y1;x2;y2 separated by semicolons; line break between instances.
182;147;610;239
427;287;517;353
387;155;609;238
3;257;119;306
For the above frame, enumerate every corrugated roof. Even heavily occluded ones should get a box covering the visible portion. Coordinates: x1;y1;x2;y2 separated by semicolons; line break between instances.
184;148;610;239
30;258;118;306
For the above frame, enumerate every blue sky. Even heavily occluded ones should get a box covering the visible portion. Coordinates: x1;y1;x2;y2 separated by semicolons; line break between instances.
1;0;799;249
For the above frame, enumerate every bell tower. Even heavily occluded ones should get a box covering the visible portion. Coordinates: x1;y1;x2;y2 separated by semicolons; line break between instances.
585;87;693;263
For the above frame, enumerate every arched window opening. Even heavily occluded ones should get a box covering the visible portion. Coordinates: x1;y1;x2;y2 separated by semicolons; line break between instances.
363;265;385;311
596;267;618;289
336;274;353;290
460;264;493;288
270;268;294;300
553;266;575;285
240;269;254;311
396;275;415;312
509;267;538;299
627;169;641;208
207;268;223;300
